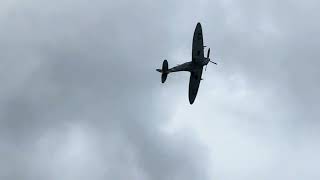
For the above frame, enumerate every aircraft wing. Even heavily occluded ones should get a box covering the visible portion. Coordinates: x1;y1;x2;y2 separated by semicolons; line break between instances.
188;68;203;104
192;23;204;64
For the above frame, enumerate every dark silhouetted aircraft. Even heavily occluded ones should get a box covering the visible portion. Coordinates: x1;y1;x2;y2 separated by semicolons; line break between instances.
156;22;217;104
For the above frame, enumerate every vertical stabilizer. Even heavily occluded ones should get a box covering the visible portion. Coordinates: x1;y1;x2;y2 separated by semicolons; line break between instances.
161;60;168;83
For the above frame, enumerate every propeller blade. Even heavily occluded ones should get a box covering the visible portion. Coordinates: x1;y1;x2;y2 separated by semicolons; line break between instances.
210;61;217;65
205;65;207;71
207;48;210;58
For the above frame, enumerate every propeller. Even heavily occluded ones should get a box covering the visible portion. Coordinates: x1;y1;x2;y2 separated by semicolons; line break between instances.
210;61;217;65
204;48;210;71
205;48;217;72
208;48;218;65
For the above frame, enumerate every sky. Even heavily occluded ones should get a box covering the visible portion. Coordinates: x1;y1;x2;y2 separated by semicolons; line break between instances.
0;0;320;180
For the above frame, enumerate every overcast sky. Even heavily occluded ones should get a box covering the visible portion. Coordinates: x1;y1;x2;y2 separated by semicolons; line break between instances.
1;0;320;180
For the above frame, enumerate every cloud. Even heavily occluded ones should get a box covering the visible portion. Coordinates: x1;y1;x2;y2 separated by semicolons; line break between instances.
1;0;320;180
0;0;209;179
165;1;320;179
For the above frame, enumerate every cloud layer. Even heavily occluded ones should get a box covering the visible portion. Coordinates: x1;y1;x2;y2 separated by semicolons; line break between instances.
1;0;319;180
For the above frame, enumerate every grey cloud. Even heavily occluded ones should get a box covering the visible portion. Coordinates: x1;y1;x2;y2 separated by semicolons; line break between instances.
0;0;209;180
171;1;320;179
1;0;320;180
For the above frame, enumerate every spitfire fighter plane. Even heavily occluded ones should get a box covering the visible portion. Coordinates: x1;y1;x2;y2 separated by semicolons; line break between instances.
156;22;217;104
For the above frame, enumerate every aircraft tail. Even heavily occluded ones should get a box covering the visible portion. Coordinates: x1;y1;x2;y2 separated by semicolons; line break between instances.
156;60;169;83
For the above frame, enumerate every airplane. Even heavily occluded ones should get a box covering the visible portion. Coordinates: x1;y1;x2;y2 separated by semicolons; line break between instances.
156;22;217;104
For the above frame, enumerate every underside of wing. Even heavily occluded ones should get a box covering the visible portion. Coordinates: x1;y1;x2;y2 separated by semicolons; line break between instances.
192;23;204;64
188;68;203;104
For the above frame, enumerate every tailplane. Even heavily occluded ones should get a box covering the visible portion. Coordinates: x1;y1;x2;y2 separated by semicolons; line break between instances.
156;60;169;83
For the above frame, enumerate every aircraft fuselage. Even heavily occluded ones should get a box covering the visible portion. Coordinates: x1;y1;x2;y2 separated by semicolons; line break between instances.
167;58;210;73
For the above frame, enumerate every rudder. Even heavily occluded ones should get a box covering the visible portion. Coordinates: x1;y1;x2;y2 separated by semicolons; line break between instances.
161;60;168;83
161;73;168;83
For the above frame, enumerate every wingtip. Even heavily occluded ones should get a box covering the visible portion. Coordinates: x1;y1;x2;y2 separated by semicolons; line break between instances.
189;97;195;105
